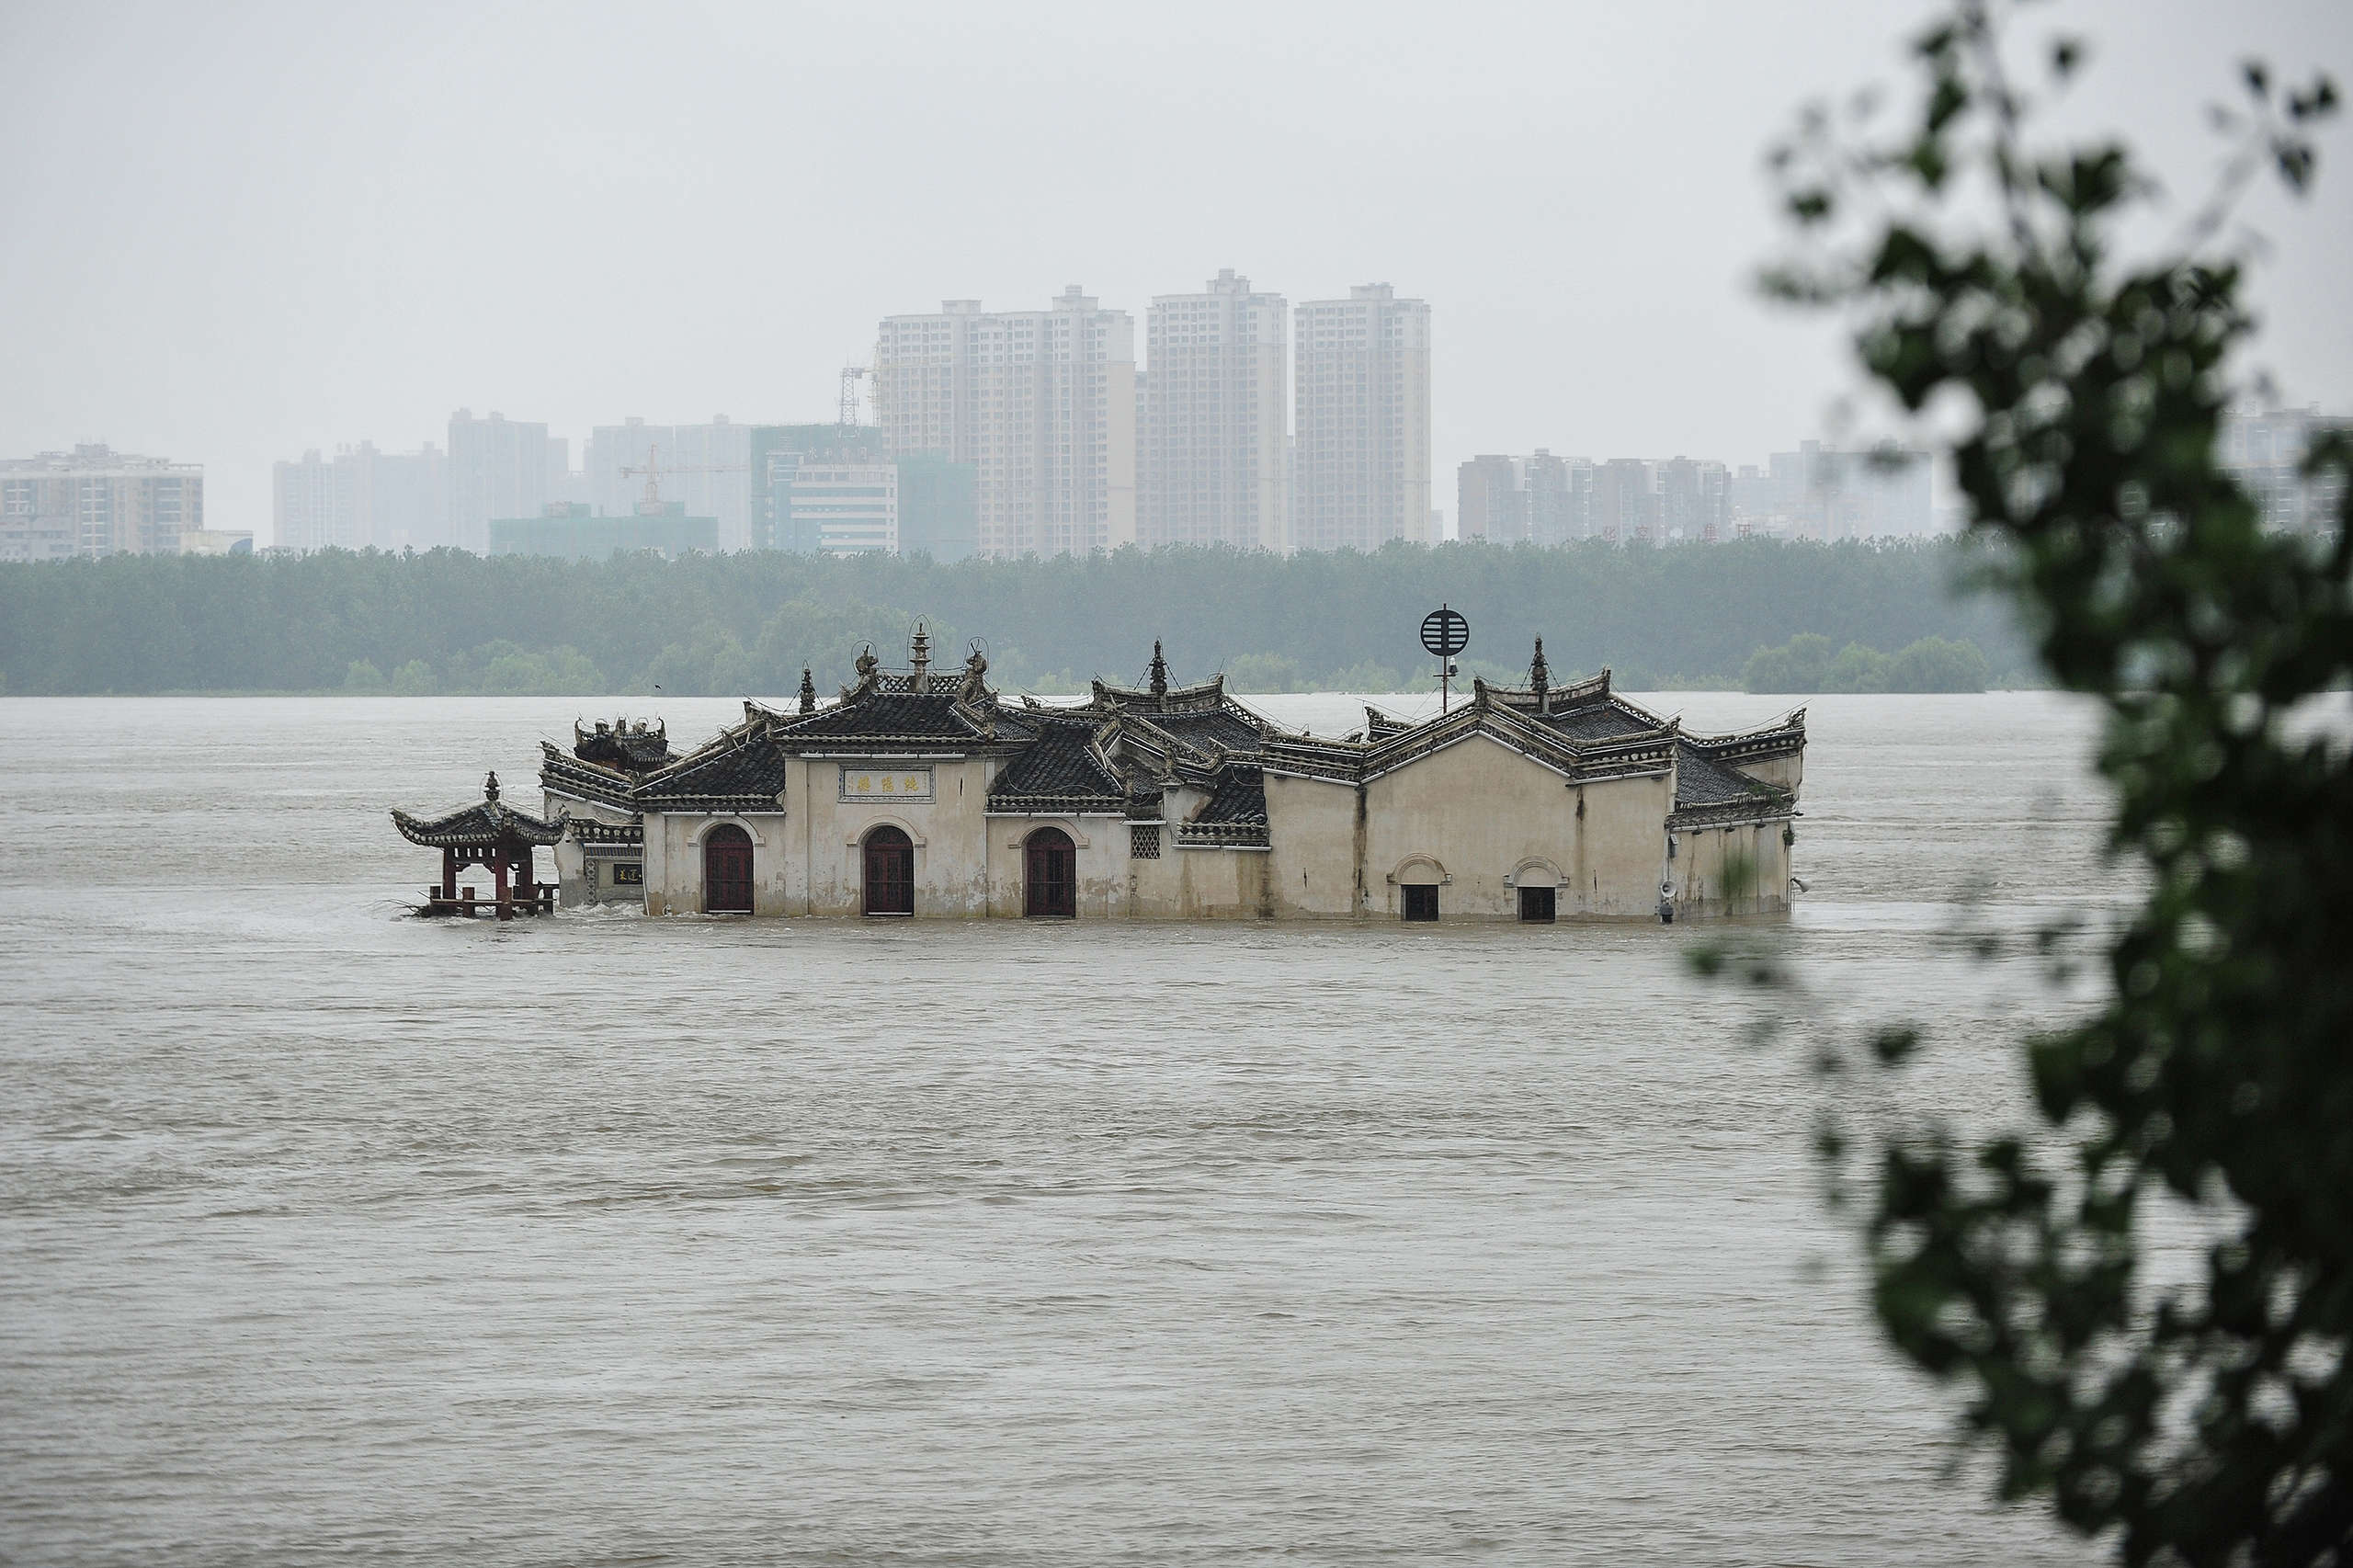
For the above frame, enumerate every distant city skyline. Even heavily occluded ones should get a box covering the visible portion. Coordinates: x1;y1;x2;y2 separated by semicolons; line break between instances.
5;3;2339;541
10;396;2337;562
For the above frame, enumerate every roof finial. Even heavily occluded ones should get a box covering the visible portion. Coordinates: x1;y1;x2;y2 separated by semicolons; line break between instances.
798;667;816;713
909;619;931;691
1149;639;1169;699
483;770;500;802
1530;635;1550;699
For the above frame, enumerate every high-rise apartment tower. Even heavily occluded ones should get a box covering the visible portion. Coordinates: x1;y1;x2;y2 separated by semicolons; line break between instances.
1141;269;1287;551
1292;283;1431;552
274;441;448;552
446;410;552;555
0;444;203;561
872;287;1135;558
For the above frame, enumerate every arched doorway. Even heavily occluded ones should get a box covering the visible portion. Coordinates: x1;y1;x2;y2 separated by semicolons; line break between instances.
703;824;753;914
863;825;914;915
1023;827;1076;918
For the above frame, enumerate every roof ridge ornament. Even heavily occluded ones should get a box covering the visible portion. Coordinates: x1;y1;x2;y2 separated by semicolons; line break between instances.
1149;639;1169;699
847;644;880;703
1530;636;1550;701
483;770;500;802
799;668;817;713
909;620;932;693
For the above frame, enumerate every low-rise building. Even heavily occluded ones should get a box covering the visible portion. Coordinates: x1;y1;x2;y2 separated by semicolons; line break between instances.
785;463;897;555
488;501;716;561
534;631;1805;923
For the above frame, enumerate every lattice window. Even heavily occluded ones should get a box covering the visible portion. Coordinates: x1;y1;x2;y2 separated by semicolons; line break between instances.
1129;824;1162;859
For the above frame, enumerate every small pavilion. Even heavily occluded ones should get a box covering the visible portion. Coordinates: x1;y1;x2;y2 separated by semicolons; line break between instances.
391;771;566;918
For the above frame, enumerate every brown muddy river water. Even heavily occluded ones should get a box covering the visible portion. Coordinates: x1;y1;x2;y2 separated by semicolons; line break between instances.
1;691;2120;1564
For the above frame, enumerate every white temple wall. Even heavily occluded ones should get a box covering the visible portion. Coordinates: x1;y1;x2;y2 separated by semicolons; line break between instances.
551;833;587;906
614;722;1785;922
542;794;640;908
1360;737;1672;920
1127;843;1269;919
1263;774;1364;918
641;810;788;915
980;815;1126;918
1568;773;1676;916
1670;817;1795;916
790;756;995;915
1125;829;1179;914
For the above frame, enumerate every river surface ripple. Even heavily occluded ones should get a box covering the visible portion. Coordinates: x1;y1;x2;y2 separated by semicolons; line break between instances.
0;691;2117;1565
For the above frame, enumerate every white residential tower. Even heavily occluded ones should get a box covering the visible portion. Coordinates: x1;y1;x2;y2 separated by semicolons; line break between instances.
1141;269;1288;551
873;286;1136;558
1292;283;1431;552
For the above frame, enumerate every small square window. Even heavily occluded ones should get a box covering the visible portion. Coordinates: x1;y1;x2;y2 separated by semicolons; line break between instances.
1401;884;1438;922
1129;824;1161;859
1518;885;1555;923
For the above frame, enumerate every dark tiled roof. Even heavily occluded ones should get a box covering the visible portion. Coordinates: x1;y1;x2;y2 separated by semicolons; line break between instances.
1175;766;1270;847
1540;701;1656;744
773;694;987;742
574;722;673;773
1154;708;1266;756
986;721;1124;808
639;734;788;810
540;741;641;810
1196;768;1267;825
1673;741;1768;807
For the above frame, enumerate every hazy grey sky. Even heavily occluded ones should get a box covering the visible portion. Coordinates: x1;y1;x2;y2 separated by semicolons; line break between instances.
3;0;2347;540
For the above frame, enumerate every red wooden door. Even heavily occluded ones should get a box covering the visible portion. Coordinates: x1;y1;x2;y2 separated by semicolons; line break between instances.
863;826;914;915
704;824;754;914
1024;828;1076;918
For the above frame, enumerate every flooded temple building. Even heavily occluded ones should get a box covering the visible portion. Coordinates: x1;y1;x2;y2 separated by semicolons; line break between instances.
535;631;1805;922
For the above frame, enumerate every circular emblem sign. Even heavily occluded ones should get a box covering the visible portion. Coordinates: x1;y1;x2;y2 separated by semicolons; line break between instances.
1420;607;1470;658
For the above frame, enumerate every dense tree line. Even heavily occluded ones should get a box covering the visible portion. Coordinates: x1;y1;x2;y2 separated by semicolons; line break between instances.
0;538;2025;696
1741;631;1991;693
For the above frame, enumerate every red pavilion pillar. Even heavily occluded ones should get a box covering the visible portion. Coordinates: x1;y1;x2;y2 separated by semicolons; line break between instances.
441;847;458;902
494;847;512;920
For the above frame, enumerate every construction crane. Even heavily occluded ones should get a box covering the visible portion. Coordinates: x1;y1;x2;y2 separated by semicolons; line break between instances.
618;442;747;513
838;365;869;427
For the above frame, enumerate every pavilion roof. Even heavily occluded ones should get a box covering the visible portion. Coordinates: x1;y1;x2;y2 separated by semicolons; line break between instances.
392;773;566;849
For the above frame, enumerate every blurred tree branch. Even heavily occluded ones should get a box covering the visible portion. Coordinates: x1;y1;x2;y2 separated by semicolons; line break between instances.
1739;2;2351;1562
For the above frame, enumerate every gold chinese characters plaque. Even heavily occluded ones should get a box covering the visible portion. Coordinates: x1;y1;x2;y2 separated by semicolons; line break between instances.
838;765;935;803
